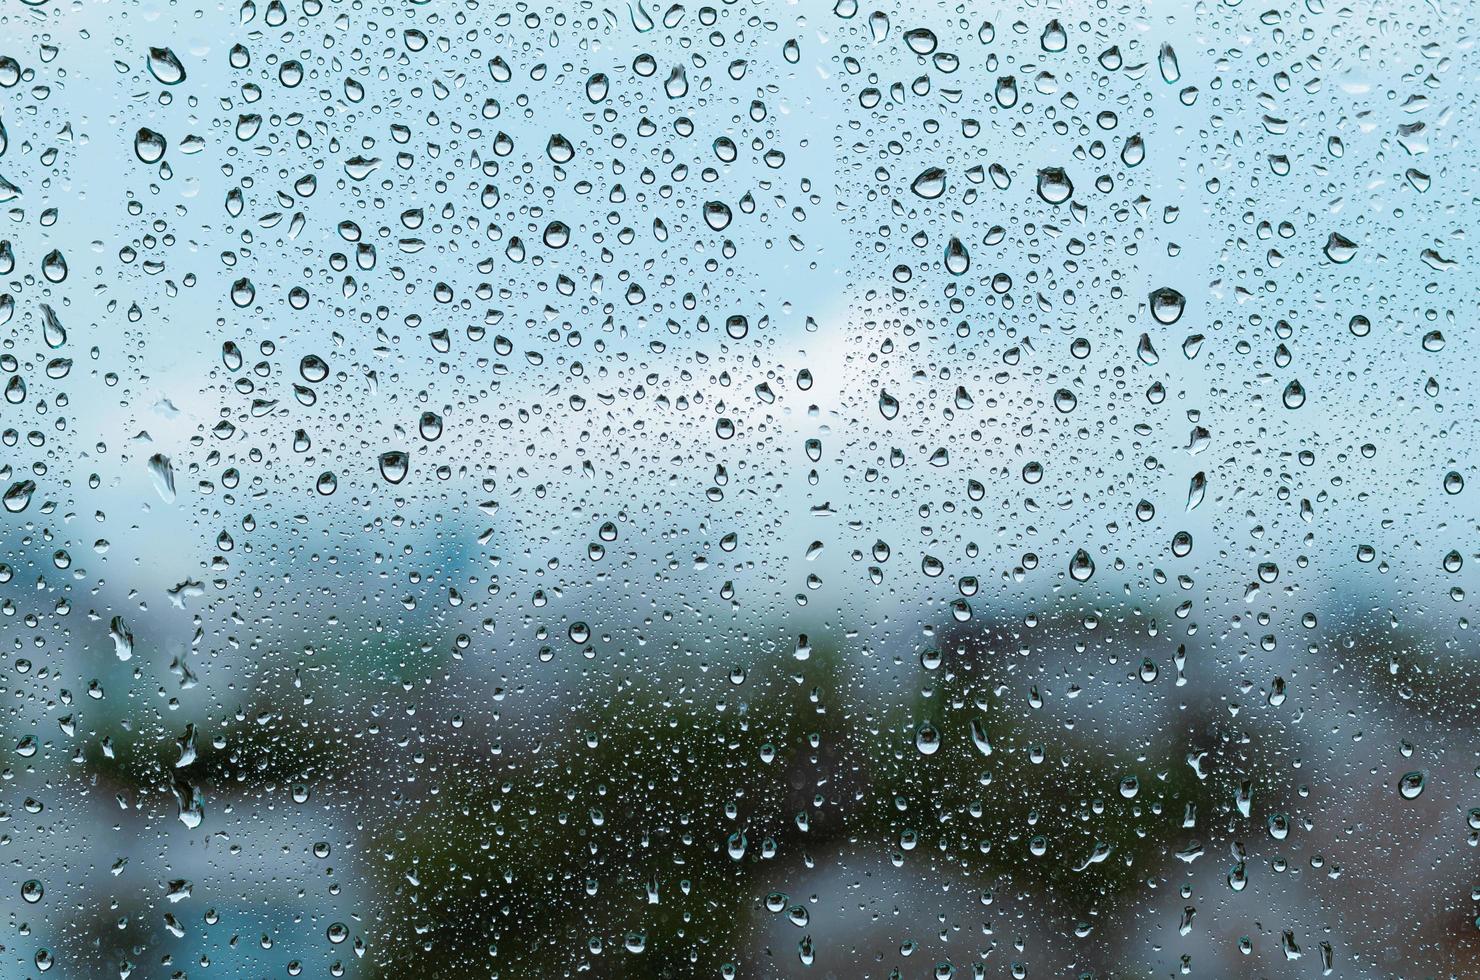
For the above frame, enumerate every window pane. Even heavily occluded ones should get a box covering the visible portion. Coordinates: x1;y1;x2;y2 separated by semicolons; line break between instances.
1;0;1473;977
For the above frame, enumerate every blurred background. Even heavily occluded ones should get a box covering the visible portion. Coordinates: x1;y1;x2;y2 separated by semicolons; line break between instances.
0;0;1478;976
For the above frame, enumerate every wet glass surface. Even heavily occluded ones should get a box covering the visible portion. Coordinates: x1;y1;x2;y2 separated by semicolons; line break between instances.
1;0;1478;976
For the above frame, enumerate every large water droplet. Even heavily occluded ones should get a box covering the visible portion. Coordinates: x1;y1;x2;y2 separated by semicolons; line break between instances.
134;127;167;164
1398;771;1426;800
1149;287;1186;325
911;166;946;199
1324;232;1358;263
903;28;937;54
1036;167;1073;204
944;236;970;275
379;451;409;484
147;46;187;85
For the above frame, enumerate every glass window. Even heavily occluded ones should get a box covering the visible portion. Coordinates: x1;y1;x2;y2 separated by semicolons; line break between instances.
0;0;1472;977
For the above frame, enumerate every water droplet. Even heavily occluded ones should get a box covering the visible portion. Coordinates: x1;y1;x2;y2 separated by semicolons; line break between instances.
914;721;941;755
1158;43;1180;83
379;451;409;484
1041;19;1067;52
543;221;570;248
1398;771;1426;800
1324;232;1358;263
147;453;176;503
911;166;946;199
147;46;186;85
299;355;330;382
3;479;36;513
109;615;135;661
230;277;256;307
944;236;970;275
546;133;575;164
1036;167;1073;204
1149;287;1186;325
703;200;732;230
1137;333;1160;364
134;127;167;164
903;28;938;55
41;249;67;282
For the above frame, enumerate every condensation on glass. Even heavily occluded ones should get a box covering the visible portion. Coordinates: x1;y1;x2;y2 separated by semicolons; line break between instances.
0;0;1475;977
